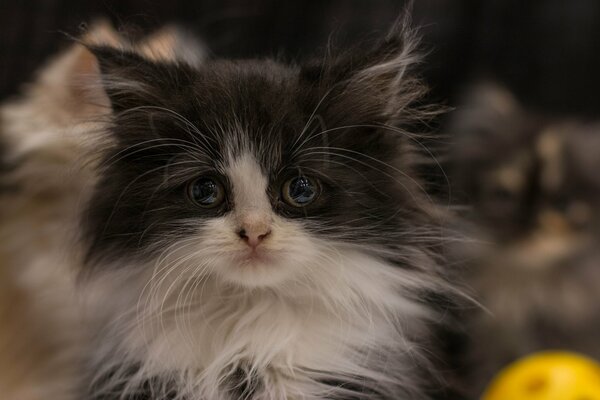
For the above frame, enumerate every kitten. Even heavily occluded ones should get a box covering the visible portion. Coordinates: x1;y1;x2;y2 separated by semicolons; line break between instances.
450;82;600;396
0;22;205;399
76;15;459;400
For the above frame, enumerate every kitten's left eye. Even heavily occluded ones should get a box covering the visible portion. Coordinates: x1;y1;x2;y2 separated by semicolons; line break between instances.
187;177;225;208
282;176;319;207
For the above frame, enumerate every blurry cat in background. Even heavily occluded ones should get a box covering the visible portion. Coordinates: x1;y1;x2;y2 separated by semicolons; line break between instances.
450;82;600;396
1;10;460;400
0;22;205;399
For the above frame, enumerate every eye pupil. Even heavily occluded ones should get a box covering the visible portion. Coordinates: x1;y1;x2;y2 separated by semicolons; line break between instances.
189;178;223;207
286;176;316;206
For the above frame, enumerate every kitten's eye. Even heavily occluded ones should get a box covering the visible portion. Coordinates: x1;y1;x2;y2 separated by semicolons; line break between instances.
282;176;318;207
187;177;225;208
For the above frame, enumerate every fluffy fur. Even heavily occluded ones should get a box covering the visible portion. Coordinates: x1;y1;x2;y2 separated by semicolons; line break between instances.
79;17;458;400
0;15;459;400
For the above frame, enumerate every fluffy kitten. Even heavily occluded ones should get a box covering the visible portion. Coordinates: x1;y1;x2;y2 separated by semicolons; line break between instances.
450;83;600;396
77;17;459;400
0;22;205;399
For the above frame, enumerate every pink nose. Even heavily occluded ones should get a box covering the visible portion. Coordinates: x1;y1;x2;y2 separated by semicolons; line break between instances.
237;213;271;248
238;228;271;248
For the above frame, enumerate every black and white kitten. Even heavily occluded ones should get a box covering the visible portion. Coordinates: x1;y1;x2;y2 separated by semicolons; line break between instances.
78;18;458;400
450;82;600;396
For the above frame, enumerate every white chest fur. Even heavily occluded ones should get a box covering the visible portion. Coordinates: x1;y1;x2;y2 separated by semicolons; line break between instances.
86;250;439;400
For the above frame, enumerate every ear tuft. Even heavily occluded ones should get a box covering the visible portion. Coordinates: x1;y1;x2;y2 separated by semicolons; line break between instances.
80;19;126;49
352;5;425;119
357;2;421;82
136;26;207;68
302;5;428;123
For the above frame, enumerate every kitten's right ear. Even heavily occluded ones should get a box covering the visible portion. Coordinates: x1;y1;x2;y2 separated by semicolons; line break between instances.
88;45;193;113
300;5;426;125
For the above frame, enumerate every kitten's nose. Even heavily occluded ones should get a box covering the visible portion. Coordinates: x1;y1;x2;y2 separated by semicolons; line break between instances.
237;213;271;248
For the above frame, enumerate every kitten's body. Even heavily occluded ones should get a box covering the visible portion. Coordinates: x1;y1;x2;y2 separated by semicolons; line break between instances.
450;83;600;396
1;17;457;400
78;17;460;399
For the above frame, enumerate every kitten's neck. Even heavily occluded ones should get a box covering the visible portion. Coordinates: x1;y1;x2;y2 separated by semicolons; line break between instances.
86;252;439;399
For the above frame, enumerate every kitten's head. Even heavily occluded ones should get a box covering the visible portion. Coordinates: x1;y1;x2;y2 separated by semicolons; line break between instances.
82;24;441;291
451;83;600;243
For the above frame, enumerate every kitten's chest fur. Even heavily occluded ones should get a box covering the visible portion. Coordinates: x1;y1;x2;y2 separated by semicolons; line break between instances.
87;261;435;400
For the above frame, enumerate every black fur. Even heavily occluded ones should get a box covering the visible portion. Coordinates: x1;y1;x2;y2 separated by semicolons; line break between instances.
81;23;458;400
84;36;441;273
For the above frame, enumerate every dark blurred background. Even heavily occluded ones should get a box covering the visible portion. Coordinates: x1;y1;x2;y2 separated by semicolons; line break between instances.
1;0;600;116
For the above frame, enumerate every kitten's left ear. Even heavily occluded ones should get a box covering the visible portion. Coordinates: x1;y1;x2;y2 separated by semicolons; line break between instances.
302;7;426;122
135;26;207;68
89;45;193;113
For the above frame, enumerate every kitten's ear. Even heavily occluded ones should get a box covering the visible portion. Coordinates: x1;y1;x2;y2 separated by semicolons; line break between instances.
88;45;193;113
136;25;207;68
302;7;425;122
30;20;125;118
81;19;124;48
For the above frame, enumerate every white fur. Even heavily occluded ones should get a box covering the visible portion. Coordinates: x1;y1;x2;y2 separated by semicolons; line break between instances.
85;151;443;399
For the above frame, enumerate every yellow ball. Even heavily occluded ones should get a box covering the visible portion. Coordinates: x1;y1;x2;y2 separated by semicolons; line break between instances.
482;351;600;400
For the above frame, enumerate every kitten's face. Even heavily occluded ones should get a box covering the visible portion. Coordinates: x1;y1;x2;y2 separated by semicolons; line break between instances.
84;42;429;289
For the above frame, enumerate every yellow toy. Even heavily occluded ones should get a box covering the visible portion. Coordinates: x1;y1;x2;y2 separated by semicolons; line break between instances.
482;351;600;400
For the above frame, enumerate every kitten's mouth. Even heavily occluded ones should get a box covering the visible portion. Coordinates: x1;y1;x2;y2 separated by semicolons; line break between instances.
236;249;274;265
222;248;294;288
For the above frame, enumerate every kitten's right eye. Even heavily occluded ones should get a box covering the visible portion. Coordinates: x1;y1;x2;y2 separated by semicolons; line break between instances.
282;176;319;207
187;177;225;208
